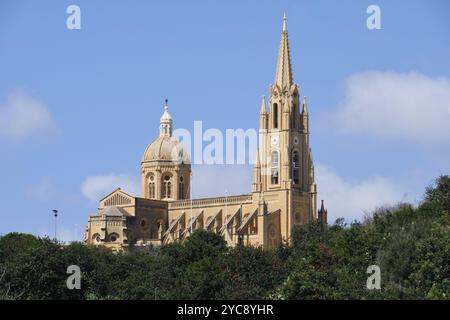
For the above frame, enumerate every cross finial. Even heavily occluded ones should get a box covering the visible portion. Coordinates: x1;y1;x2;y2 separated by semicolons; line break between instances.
283;13;287;32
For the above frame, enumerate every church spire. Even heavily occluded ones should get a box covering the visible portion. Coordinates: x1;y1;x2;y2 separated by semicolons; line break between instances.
260;96;267;114
252;148;262;193
302;96;308;114
275;14;294;89
318;200;328;225
255;148;261;167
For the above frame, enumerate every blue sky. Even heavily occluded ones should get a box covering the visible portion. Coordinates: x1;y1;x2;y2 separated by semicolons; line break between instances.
1;0;449;241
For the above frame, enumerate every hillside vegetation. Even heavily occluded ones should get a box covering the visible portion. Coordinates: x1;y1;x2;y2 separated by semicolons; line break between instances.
1;176;449;300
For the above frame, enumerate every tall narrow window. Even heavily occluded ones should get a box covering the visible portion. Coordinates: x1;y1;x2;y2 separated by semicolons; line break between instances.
292;151;300;185
292;104;297;129
273;103;278;129
162;174;172;199
179;176;185;200
271;151;279;184
167;182;172;198
149;175;155;198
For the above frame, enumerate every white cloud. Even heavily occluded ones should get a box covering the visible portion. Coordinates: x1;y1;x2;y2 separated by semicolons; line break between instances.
81;173;139;202
316;164;410;223
0;90;54;139
334;71;450;142
192;164;252;198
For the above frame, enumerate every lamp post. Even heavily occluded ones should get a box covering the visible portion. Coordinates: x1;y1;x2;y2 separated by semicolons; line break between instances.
225;189;228;218
52;209;58;241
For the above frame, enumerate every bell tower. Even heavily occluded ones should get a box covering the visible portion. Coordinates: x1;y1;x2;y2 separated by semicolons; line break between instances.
258;14;309;191
253;14;317;240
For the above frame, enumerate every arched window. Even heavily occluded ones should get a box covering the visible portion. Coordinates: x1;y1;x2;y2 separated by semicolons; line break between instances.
160;124;168;135
162;174;172;199
178;176;185;200
149;175;155;198
271;151;279;184
292;150;300;185
92;233;101;244
273;103;278;129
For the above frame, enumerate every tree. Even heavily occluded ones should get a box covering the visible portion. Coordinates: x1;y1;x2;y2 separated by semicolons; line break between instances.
1;177;449;300
184;229;228;262
425;176;450;209
220;246;286;299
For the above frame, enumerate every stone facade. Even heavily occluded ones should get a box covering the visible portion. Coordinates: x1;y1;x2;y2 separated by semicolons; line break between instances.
84;15;327;252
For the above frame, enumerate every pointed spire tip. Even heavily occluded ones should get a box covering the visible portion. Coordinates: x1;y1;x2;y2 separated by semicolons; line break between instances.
275;13;293;88
260;95;267;113
302;96;308;114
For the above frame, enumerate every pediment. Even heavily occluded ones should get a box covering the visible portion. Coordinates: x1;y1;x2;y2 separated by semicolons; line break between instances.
99;188;135;208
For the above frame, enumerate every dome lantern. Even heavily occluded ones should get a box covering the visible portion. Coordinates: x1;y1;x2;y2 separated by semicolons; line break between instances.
160;99;173;137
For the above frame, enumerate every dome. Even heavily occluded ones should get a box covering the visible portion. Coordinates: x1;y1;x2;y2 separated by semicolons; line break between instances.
142;135;190;164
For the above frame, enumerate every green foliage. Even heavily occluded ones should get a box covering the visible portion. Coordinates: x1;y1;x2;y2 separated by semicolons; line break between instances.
219;246;287;299
424;175;450;212
0;175;449;300
273;175;450;300
184;229;228;261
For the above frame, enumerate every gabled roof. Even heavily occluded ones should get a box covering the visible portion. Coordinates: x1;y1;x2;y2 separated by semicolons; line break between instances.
98;206;132;217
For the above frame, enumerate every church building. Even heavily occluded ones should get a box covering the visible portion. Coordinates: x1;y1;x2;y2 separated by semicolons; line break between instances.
84;15;327;252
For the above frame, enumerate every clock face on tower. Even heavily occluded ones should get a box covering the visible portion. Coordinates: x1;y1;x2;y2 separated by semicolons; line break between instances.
293;136;299;145
271;135;279;146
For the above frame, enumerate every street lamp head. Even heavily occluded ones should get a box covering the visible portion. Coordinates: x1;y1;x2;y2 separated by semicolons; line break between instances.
52;209;58;217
